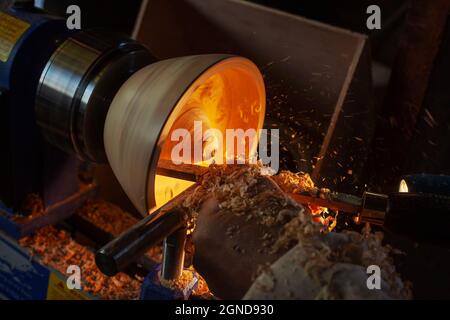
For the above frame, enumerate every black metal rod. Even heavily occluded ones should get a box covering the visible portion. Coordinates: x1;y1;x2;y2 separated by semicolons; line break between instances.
385;192;450;245
161;227;187;281
95;208;185;276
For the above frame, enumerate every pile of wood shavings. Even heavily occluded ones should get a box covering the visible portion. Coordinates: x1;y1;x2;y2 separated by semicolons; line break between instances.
158;268;213;299
183;164;299;229
76;200;137;236
272;170;333;208
194;273;214;299
182;164;411;299
183;164;334;239
273;170;410;297
273;171;336;230
75;200;208;297
12;194;46;223
76;200;163;263
14;183;94;223
20;226;142;299
159;269;195;291
271;171;317;194
263;201;412;299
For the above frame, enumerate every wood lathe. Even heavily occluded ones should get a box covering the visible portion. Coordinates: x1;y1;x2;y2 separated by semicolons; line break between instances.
2;0;450;301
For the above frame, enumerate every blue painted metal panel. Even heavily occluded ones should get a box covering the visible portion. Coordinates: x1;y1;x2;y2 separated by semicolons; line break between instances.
0;231;50;299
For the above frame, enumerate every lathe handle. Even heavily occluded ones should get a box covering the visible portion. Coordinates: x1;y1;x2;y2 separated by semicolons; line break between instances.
385;192;450;245
400;174;450;195
95;208;185;276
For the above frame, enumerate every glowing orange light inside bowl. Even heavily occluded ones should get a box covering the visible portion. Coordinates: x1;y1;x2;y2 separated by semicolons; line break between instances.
152;58;266;211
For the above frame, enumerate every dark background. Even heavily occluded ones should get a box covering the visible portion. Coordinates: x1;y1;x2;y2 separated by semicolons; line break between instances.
40;0;408;65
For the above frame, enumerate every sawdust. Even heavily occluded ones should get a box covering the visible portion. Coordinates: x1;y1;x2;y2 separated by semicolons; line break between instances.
193;272;214;299
269;209;412;299
12;194;46;223
159;269;195;291
158;267;213;299
182;164;412;299
271;170;336;230
20;226;142;300
75;199;163;263
183;164;301;229
272;171;317;194
76;200;137;236
181;164;306;259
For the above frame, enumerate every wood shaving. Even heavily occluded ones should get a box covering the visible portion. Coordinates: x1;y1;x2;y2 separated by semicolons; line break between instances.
76;199;163;263
183;164;301;229
270;211;412;299
159;269;195;291
12;194;46;223
272;171;317;194
76;200;137;237
19;226;142;300
193;272;214;299
181;164;411;299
